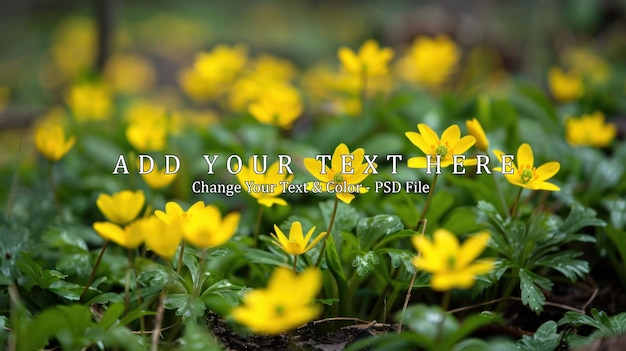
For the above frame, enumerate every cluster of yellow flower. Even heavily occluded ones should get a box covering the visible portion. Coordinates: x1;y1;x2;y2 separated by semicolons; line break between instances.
92;190;240;259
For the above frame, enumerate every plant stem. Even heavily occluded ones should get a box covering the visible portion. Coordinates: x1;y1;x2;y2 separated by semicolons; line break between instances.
315;197;340;267
491;172;509;216
81;240;110;302
253;206;264;248
510;187;524;218
193;249;207;297
415;174;438;232
292;255;298;272
441;291;450;311
46;160;60;208
176;241;185;275
398;219;428;332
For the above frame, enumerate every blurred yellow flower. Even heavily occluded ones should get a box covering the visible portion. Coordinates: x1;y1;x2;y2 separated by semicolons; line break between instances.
139;160;178;190
271;222;326;256
248;83;303;128
105;54;156;94
304;143;376;204
65;83;112;122
34;125;76;162
230;267;322;334
466;118;489;152
338;39;394;77
182;206;240;248
566;111;617;148
96;190;145;225
405;124;477;169
179;44;248;102
565;48;610;85
228;54;297;112
252;53;297;82
235;158;293;207
494;143;560;191
92;220;145;249
412;229;493;291
126;120;168;152
140;216;182;259
397;35;460;90
548;67;584;103
248;84;303;128
50;17;96;79
302;65;392;117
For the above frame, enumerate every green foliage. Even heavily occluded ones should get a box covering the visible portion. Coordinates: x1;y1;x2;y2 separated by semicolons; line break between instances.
515;321;562;351
477;201;602;313
558;309;626;348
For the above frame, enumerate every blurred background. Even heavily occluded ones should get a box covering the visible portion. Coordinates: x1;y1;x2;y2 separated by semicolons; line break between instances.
1;0;626;162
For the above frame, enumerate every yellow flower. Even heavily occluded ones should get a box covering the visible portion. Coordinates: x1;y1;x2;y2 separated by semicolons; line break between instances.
304;143;376;204
126;120;168;152
230;267;322;334
34;125;76;161
405;124;477;169
548;67;584;103
564;48;610;85
50;17;96;79
65;83;112;121
412;229;494;291
271;222;326;256
397;35;460;90
235;158;293;207
179;44;248;102
338;39;395;77
139;160;178;190
96;190;145;225
154;201;207;229
465;118;489;152
182;206;240;249
248;83;303;129
93;219;146;249
104;54;156;94
140;216;182;259
493;143;560;191
566;111;617;148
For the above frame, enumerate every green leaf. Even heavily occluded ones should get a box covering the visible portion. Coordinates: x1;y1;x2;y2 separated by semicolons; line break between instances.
356;214;403;250
397;304;459;347
534;250;589;281
385;249;417;275
15;251;66;289
603;198;626;229
243;248;291;269
98;302;125;330
164;293;206;323
560;202;605;235
442;207;485;234
519;269;551;313
201;279;247;306
516;321;561;351
351;251;380;276
319;199;359;234
180;323;223;351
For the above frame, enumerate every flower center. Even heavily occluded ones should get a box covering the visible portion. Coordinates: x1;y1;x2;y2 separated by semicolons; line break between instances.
436;144;448;157
275;304;285;316
520;168;534;183
447;255;456;269
333;173;343;182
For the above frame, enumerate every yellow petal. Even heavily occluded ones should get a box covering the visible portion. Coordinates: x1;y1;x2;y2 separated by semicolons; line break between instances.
535;162;560;181
517;143;534;169
456;231;491;268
